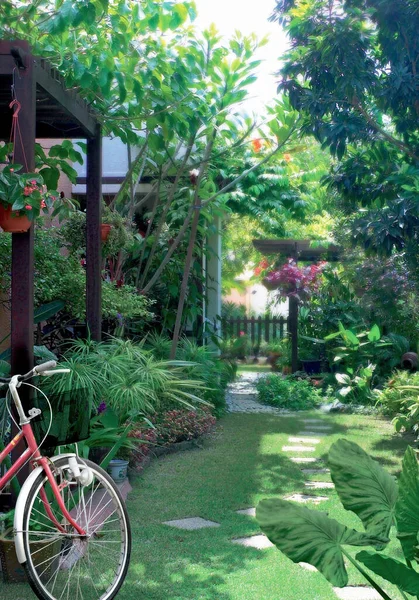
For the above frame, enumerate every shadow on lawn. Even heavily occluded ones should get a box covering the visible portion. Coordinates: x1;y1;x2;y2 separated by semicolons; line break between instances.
119;412;334;600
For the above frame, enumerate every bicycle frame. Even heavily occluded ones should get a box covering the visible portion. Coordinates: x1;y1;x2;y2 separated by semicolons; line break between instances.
0;376;86;536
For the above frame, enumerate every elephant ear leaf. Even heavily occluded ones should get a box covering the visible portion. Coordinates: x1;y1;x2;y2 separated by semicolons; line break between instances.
357;551;419;596
395;446;419;562
256;498;388;588
328;439;397;542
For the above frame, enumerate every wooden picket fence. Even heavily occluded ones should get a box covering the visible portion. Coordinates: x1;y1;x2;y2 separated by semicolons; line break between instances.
222;316;288;346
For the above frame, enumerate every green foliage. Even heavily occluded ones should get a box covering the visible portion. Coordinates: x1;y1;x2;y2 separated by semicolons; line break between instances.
145;334;235;415
256;374;321;410
379;372;419;437
274;0;419;257
48;338;211;419
257;498;387;588
257;440;419;599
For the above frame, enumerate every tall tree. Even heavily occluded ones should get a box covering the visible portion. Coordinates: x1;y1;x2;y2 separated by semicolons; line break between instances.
272;0;419;255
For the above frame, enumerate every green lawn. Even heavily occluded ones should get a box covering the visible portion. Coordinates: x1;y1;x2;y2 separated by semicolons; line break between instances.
1;411;412;600
237;363;271;372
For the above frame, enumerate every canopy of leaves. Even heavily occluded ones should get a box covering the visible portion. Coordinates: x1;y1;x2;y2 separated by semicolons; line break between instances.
273;0;419;255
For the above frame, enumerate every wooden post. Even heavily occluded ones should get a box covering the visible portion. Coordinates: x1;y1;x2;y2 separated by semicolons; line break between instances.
289;296;299;373
86;125;102;341
11;48;36;380
10;44;36;493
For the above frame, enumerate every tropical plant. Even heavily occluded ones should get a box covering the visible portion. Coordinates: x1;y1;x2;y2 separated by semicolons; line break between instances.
257;439;419;600
44;338;210;419
378;372;419;438
256;375;321;410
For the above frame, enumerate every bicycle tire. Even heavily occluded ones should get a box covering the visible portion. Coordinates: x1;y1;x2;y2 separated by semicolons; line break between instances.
21;456;131;600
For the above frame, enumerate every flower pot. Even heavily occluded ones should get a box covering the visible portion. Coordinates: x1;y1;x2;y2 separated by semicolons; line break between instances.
0;529;60;583
101;223;112;241
301;359;322;375
267;352;281;370
107;458;129;482
0;205;31;233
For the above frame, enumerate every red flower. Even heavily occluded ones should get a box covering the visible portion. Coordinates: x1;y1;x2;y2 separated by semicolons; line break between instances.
25;204;32;210
252;138;262;153
254;266;262;276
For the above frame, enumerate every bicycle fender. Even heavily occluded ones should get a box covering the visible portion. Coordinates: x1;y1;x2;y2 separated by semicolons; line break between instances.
14;453;77;564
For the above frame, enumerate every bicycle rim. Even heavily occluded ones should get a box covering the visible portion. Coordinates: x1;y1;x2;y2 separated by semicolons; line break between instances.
22;457;131;600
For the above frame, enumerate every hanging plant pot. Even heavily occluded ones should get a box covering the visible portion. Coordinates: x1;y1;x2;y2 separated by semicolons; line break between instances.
0;205;31;233
101;223;112;241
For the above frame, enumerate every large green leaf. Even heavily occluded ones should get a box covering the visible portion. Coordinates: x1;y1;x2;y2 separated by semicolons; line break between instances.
395;446;419;561
357;551;419;596
328;439;397;541
34;300;65;324
368;324;381;342
257;498;388;587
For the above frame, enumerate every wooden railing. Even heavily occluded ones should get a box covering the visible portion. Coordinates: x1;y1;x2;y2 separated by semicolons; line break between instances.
222;316;288;346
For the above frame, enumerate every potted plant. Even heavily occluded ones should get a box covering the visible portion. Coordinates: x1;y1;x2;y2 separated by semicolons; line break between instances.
101;223;112;241
0;165;73;233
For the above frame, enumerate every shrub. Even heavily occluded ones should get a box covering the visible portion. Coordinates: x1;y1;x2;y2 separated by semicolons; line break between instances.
256;375;321;410
378;370;419;436
155;407;216;445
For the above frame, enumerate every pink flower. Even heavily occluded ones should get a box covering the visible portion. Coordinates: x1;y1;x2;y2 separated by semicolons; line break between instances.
25;204;32;210
41;200;46;209
239;331;245;337
23;185;34;196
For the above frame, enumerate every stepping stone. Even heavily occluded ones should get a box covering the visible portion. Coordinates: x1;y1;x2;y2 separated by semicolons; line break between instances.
305;481;335;489
163;517;220;530
289;436;321;444
301;418;324;423
299;562;317;572
290;457;318;463
285;493;329;504
282;446;316;452
333;587;382;600
306;425;333;431
299;431;327;437
232;534;274;549
236;507;256;517
302;468;330;475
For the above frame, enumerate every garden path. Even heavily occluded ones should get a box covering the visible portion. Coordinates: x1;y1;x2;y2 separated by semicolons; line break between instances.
168;371;382;600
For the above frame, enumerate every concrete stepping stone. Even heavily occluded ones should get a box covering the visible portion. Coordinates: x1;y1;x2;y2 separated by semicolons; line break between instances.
283;445;316;452
305;481;335;489
289;436;321;444
301;468;330;474
290;457;318;463
333;587;382;600
301;418;324;423
299;431;327;437
236;507;256;517
299;562;317;572
232;534;274;549
285;493;329;504
163;517;220;530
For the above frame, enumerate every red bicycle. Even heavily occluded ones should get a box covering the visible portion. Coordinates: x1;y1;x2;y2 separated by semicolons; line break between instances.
0;360;131;600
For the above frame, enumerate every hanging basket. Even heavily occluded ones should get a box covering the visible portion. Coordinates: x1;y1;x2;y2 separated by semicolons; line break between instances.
101;223;112;241
0;204;31;233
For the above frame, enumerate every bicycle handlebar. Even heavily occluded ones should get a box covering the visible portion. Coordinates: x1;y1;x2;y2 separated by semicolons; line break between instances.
0;361;69;385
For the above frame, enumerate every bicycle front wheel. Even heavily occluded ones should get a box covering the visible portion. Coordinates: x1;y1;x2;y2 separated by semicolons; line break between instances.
21;456;131;600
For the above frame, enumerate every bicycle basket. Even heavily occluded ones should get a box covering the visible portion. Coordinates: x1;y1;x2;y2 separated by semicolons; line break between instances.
32;386;92;449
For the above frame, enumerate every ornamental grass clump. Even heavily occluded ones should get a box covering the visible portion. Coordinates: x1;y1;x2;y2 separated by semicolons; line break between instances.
43;337;210;419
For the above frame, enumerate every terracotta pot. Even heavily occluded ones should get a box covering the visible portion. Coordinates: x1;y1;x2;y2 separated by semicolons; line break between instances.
0;529;60;583
0;205;31;233
101;223;112;241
